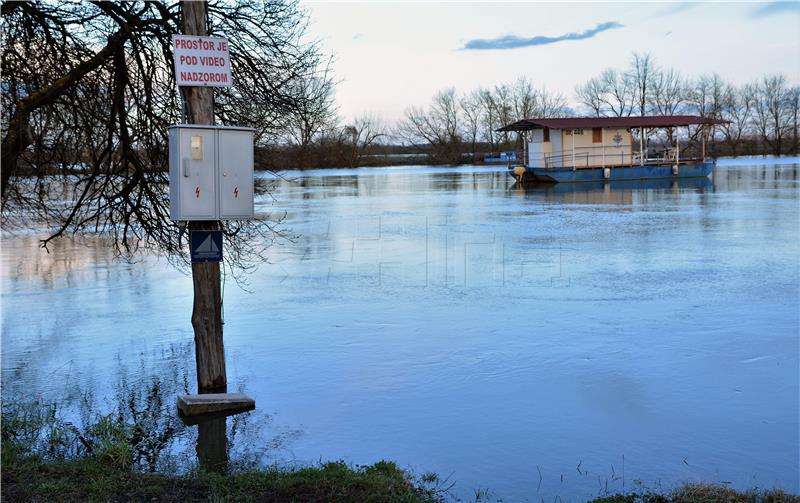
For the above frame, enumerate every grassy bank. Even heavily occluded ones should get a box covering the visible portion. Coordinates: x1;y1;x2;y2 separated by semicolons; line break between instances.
590;485;799;503
4;447;798;503
2;357;797;502
0;385;447;502
2;446;443;502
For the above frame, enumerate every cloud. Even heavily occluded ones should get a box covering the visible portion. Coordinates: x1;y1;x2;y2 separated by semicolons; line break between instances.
460;21;624;51
752;1;800;17
352;33;364;41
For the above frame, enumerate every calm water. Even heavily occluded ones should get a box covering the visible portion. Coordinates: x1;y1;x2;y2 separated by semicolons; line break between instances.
2;160;799;500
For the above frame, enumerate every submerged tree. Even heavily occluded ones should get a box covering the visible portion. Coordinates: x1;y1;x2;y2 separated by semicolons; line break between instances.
751;74;795;156
1;0;332;271
283;63;339;167
399;80;567;161
719;83;754;157
397;88;462;164
572;52;799;156
342;113;386;167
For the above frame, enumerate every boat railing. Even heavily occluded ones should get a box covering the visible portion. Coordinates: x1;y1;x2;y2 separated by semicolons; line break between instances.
540;145;697;170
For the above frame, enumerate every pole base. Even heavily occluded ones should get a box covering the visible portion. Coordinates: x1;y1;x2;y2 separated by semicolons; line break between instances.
177;393;255;417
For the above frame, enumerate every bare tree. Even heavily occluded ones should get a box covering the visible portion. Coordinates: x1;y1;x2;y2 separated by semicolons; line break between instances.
397;88;462;164
687;74;726;142
752;74;793;156
1;0;329;272
788;86;800;154
539;88;569;118
343;113;386;167
580;68;636;117
575;77;605;116
509;77;537;148
648;67;687;143
649;68;686;116
284;61;338;167
720;84;753;157
689;74;726;118
492;84;514;146
630;52;656;116
478;88;498;150
511;77;537;121
460;90;482;156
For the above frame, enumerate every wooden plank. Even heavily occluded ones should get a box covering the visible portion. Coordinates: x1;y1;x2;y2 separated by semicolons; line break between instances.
177;393;255;417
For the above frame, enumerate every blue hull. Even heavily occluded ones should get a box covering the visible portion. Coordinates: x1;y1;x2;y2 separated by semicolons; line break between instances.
510;162;715;183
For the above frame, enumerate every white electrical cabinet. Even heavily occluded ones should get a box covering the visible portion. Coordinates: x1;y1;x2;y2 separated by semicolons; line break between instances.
169;125;255;221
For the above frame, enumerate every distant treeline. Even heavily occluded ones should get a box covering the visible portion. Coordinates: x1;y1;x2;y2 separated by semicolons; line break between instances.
273;52;798;169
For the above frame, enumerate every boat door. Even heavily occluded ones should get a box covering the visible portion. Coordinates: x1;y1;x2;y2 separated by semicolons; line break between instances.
549;129;562;167
528;129;543;167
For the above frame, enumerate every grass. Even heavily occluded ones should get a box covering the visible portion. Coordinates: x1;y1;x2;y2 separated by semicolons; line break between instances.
5;446;799;503
0;392;447;502
4;424;800;503
2;446;445;502
587;484;800;503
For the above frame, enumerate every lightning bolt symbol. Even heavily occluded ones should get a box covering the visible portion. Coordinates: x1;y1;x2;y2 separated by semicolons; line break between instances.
234;187;239;198
195;186;200;198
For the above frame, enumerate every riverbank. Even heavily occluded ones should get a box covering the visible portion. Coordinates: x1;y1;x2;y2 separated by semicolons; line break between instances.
3;449;798;503
3;397;797;502
1;448;443;502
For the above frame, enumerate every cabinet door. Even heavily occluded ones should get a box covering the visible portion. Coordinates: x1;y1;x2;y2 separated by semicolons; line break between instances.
180;128;217;219
218;130;254;220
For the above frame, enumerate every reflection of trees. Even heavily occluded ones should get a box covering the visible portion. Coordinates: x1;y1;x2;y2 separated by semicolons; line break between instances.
2;344;301;474
1;235;117;289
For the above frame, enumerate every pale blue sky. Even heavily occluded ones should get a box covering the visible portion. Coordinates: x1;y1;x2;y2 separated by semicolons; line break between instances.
302;1;800;121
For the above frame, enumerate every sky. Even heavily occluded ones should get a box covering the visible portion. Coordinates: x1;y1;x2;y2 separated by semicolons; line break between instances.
301;1;800;122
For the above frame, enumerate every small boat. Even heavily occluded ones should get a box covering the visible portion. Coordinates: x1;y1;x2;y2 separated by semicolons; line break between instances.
498;116;728;183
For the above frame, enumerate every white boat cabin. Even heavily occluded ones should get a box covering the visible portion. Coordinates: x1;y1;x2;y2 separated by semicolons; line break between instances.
498;116;727;170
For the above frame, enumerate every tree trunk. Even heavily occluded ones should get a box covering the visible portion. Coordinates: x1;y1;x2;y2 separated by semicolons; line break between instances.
1;116;32;201
183;0;227;394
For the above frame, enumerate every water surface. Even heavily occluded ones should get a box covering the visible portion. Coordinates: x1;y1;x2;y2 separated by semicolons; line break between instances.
2;160;799;500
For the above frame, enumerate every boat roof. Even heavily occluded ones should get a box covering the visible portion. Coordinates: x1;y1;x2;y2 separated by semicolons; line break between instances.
497;115;729;132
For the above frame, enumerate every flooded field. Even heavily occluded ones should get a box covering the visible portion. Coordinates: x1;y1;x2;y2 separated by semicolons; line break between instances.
2;159;799;501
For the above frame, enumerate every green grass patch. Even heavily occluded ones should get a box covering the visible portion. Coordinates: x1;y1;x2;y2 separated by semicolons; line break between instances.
2;448;444;502
588;484;800;503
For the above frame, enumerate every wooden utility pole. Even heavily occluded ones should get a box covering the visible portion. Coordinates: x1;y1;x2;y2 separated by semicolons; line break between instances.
182;0;227;394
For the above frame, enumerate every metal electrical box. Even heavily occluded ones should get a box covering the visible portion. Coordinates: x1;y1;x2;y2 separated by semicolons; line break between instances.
168;125;255;221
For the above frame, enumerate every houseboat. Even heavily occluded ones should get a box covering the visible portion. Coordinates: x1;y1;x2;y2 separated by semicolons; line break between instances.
498;116;728;183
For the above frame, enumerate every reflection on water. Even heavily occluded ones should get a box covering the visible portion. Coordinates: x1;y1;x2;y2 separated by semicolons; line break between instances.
2;161;799;500
1;343;301;476
510;177;713;205
196;416;228;473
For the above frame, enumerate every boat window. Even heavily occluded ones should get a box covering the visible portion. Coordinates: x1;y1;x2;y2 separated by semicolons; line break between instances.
592;128;602;143
543;127;550;142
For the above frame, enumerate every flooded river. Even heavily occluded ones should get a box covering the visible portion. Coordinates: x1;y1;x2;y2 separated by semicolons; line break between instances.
2;160;799;500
